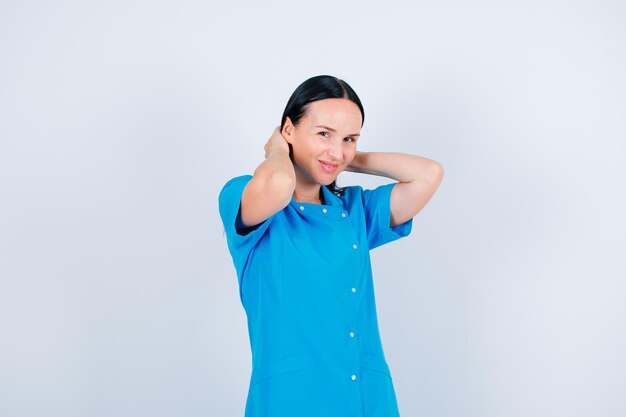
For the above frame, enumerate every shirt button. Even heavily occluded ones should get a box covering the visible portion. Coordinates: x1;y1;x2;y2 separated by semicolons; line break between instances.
322;208;327;213
299;205;305;211
351;287;357;293
351;374;357;381
349;331;355;338
352;243;358;250
341;212;347;218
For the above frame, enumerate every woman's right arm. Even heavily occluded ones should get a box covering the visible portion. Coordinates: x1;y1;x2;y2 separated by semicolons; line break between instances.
240;126;296;228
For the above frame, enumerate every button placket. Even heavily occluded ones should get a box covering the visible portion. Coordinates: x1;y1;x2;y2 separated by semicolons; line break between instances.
346;221;360;386
310;199;361;386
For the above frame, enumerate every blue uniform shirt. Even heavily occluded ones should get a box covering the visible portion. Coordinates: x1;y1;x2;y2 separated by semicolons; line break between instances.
219;174;413;417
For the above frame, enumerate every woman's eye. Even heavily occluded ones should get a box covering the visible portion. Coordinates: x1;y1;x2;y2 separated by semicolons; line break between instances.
318;132;356;142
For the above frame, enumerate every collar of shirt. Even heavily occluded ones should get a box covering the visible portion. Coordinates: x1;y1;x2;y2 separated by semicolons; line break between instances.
289;184;350;221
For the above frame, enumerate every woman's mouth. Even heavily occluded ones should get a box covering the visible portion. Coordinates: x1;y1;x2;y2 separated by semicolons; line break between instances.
319;160;338;173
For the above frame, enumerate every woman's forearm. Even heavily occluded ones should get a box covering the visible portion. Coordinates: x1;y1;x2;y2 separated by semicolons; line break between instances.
344;151;441;183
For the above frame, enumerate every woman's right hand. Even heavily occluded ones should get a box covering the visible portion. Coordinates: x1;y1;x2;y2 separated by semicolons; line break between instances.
264;126;291;159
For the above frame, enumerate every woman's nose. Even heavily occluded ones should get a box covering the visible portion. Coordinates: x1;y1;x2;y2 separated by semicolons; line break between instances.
327;140;343;160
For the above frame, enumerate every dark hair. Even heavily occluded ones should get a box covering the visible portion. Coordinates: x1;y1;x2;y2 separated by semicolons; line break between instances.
279;75;365;197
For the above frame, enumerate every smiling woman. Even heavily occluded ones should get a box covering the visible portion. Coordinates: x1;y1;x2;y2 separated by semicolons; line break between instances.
278;76;365;201
218;74;444;417
281;97;363;203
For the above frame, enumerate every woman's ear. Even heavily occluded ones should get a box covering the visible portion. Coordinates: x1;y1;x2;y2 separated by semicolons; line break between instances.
282;117;295;144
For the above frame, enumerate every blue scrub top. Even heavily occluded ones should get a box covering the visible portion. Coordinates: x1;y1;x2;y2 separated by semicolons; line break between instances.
219;174;413;417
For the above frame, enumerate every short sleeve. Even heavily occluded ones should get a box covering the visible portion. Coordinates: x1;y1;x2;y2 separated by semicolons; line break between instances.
218;175;276;290
362;182;413;250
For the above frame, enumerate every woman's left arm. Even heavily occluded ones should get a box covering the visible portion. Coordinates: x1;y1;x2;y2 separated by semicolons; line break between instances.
344;151;444;227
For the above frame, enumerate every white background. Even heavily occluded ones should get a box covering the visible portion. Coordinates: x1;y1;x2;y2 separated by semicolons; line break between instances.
1;1;624;416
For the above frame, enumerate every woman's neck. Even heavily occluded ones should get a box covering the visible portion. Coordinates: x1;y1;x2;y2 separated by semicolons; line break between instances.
293;183;324;205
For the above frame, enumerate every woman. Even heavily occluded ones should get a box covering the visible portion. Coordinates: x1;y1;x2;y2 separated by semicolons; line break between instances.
218;75;444;417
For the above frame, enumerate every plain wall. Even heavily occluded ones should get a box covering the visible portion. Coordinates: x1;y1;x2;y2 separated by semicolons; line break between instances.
1;1;624;416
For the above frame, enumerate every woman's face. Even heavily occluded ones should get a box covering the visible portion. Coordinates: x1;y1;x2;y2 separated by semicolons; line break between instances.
282;98;361;186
